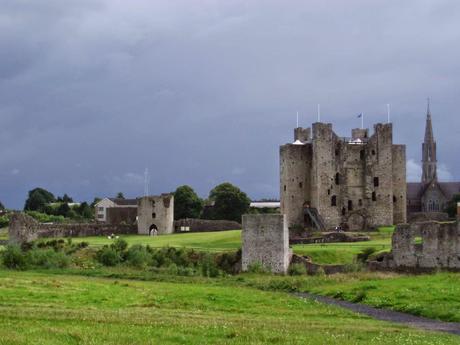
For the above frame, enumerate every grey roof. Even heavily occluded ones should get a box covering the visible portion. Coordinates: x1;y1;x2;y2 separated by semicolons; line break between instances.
407;182;460;201
439;182;460;199
407;182;424;200
108;198;138;206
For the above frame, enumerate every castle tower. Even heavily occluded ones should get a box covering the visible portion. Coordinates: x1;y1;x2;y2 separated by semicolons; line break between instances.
422;98;437;184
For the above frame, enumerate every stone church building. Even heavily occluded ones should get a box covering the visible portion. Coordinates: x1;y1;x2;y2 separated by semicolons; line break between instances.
407;102;460;214
280;121;406;231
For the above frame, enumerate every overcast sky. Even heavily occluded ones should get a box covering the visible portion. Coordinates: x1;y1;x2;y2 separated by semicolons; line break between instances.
1;0;460;209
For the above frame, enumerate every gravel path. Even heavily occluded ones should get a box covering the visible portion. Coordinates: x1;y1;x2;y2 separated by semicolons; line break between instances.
294;292;460;336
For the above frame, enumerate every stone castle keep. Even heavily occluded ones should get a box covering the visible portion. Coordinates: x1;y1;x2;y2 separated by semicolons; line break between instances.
280;122;407;231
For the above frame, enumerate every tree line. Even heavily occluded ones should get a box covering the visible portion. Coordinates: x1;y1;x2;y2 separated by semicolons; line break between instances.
0;182;252;224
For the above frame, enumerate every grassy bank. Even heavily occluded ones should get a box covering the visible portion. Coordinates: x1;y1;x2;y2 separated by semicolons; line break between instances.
0;269;457;345
62;227;393;265
238;271;460;323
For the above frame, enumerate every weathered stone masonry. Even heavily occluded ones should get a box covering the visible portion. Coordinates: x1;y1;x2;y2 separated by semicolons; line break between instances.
8;213;137;244
371;221;460;270
137;194;174;235
241;214;291;274
280;122;407;230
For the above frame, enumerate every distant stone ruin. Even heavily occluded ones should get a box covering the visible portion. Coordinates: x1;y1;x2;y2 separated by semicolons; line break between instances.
8;213;137;245
241;214;291;274
137;194;174;235
370;221;460;271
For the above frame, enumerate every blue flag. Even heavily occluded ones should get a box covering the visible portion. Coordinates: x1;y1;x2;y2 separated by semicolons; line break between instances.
357;113;363;118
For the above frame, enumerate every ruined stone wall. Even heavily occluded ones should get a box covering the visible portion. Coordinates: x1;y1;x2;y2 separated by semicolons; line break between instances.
8;213;137;244
392;144;407;224
408;212;449;223
174;219;241;232
241;214;291;274
137;194;174;235
390;221;460;269
280;143;311;228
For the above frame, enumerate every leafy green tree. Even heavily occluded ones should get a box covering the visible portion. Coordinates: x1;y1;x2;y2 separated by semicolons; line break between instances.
444;193;460;217
174;185;203;220
56;203;71;217
24;188;55;212
91;197;102;208
57;194;73;203
206;182;250;222
116;192;125;199
77;202;93;219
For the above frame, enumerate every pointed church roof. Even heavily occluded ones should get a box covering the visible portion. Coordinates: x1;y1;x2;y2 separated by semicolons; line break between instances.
424;98;434;143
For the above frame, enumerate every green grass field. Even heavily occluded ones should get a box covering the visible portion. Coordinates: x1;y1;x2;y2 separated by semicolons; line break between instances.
238;271;460;323
64;227;393;265
0;270;457;345
71;230;243;252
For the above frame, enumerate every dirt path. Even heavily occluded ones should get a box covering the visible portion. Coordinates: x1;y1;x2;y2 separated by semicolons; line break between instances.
295;292;460;336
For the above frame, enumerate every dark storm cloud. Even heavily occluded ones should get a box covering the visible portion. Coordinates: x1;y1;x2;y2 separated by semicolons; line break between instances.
1;0;460;208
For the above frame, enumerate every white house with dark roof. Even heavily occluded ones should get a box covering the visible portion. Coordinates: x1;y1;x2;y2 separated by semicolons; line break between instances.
94;198;138;222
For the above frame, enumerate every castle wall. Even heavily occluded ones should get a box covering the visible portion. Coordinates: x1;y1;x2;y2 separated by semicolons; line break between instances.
137;194;174;235
241;214;291;273
392;145;407;224
280;122;406;231
280;143;311;228
365;124;394;226
311;123;342;228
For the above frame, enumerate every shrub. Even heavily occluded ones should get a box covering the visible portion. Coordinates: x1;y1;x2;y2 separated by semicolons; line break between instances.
166;263;179;275
26;248;70;269
2;245;27;270
126;245;152;268
356;247;377;263
201;254;220;277
215;250;241;274
0;215;9;228
111;238;128;253
26;211;66;223
177;266;195;276
97;247;121;266
288;263;307;276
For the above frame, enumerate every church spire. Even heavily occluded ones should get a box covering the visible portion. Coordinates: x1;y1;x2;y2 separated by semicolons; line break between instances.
422;98;437;183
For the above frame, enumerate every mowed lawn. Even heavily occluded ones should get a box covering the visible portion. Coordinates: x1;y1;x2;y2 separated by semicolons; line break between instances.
71;230;243;252
0;270;457;345
67;227;393;264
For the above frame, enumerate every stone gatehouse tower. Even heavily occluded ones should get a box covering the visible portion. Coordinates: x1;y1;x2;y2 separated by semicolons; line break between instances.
280;122;407;231
137;194;174;235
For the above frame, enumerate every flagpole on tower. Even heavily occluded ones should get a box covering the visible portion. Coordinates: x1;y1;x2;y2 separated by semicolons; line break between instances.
387;104;391;123
296;111;299;128
144;168;149;197
361;113;364;129
317;104;321;122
